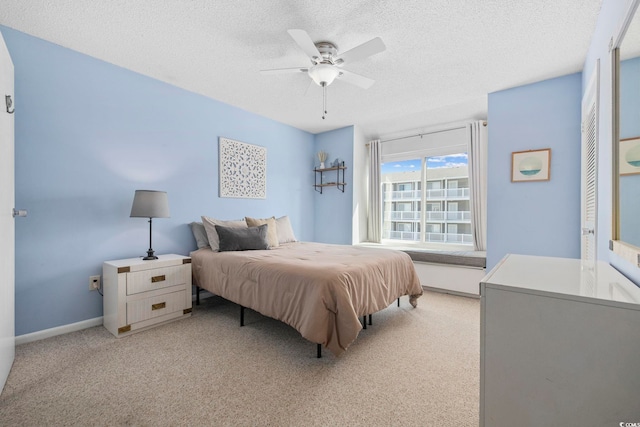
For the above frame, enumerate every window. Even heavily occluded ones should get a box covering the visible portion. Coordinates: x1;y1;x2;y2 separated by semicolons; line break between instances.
381;152;472;248
396;202;411;212
427;202;441;211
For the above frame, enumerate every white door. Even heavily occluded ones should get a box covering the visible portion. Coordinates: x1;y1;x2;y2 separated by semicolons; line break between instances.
0;31;15;393
581;60;599;265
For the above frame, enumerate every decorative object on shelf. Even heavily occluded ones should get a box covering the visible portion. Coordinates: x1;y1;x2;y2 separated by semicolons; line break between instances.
330;158;344;168
620;137;640;175
219;137;267;199
317;150;328;169
130;190;170;260
511;148;551;182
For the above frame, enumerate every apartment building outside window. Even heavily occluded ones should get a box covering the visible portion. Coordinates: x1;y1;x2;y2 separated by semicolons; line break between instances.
381;153;472;248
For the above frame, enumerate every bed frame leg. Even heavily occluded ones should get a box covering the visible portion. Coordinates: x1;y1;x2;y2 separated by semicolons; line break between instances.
368;314;372;325
317;344;322;358
195;286;200;306
240;306;245;327
397;297;400;307
362;315;367;329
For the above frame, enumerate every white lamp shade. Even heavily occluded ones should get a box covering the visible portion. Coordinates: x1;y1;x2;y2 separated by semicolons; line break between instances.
308;64;339;86
130;190;170;218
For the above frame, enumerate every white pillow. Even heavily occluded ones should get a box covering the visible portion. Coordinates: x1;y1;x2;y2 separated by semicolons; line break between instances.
201;216;247;251
245;216;279;248
275;216;297;244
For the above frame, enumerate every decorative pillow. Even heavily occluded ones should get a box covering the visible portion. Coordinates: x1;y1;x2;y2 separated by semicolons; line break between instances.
245;216;279;248
275;215;297;244
189;222;210;249
215;224;269;252
201;216;247;251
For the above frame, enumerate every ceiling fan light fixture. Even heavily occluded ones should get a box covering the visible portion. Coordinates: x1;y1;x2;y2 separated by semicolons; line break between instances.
308;64;339;86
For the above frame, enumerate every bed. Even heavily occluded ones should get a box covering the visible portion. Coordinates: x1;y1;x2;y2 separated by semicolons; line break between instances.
190;241;423;357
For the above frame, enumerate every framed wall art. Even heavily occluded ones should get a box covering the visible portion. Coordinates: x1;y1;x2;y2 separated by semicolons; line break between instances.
219;137;267;199
620;137;640;175
511;148;551;182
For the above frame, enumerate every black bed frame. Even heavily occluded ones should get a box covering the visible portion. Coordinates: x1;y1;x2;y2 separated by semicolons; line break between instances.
195;286;400;358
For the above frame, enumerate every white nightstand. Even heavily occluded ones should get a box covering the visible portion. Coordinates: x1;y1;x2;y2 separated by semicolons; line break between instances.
103;254;192;337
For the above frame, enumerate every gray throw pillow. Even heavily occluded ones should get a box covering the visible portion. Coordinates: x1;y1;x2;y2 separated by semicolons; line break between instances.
201;217;248;251
215;224;269;252
189;222;210;249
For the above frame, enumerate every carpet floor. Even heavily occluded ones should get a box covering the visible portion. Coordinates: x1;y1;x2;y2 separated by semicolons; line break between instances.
0;290;480;426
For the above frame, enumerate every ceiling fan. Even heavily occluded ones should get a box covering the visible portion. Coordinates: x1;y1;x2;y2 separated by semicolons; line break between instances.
261;29;386;119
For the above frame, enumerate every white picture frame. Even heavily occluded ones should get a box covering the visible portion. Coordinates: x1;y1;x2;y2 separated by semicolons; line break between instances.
219;137;267;199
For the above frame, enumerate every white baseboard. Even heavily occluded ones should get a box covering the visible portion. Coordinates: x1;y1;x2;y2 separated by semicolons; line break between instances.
17;292;214;346
16;281;474;346
16;317;103;346
424;285;480;299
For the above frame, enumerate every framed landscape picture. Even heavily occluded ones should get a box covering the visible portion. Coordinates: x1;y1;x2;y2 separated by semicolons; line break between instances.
511;148;551;182
619;137;640;176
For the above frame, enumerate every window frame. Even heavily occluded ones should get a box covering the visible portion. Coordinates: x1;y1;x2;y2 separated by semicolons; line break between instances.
380;144;472;251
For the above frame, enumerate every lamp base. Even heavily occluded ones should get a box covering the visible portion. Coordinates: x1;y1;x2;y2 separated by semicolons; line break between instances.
142;249;158;260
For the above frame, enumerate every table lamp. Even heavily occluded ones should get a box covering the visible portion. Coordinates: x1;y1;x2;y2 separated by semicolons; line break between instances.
130;190;170;260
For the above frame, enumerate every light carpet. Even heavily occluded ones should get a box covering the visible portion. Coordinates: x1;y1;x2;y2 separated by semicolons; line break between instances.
0;290;480;426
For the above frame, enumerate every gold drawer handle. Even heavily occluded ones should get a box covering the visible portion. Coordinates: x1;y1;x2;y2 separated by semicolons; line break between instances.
151;302;166;311
151;275;165;283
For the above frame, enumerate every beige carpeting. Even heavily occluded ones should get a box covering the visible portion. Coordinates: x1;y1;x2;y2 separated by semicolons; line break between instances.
0;291;480;426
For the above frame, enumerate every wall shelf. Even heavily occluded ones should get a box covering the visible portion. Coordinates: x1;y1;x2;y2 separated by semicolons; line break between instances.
314;165;347;194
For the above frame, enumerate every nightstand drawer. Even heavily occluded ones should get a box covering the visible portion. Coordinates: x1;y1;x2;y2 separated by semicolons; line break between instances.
127;289;187;324
126;265;189;295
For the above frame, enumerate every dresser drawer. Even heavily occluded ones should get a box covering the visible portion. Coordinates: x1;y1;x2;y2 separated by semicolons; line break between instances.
127;289;188;324
126;265;189;295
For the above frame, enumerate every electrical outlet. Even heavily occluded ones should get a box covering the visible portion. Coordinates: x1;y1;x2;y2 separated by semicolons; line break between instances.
89;275;100;291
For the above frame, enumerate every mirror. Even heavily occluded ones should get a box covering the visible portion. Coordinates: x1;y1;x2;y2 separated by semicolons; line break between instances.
613;0;640;265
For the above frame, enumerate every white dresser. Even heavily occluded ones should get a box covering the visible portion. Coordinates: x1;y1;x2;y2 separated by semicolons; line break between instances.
480;254;640;426
103;254;192;337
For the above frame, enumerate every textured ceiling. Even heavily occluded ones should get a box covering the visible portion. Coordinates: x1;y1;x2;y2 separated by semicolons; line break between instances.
0;0;602;138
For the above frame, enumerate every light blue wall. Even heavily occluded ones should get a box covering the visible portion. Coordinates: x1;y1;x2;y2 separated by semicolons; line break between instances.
486;73;582;270
2;26;316;335
583;0;640;285
313;126;354;244
619;57;640;139
619;57;640;247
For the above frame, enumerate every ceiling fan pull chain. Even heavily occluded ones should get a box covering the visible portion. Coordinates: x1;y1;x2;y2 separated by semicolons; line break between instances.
322;83;326;119
322;82;327;120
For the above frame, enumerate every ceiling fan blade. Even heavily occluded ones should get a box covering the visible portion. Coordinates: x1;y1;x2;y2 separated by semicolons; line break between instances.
335;37;385;65
260;67;309;75
287;29;323;62
336;69;375;89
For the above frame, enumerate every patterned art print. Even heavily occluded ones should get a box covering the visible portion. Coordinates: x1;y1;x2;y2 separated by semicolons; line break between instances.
219;137;267;199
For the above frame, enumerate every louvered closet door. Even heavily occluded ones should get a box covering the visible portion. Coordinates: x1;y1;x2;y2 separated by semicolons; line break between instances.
581;61;599;265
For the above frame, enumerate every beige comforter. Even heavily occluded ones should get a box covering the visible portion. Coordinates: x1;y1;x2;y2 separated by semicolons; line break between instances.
191;242;423;356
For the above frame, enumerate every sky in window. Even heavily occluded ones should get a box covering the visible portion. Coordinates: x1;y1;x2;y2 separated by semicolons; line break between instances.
381;153;468;174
